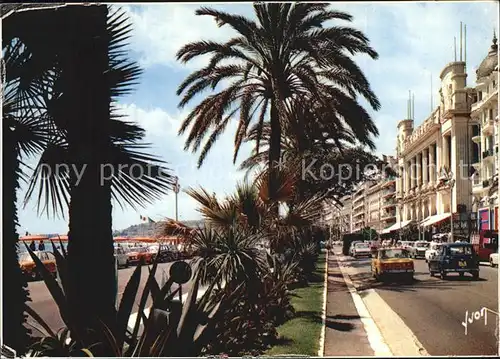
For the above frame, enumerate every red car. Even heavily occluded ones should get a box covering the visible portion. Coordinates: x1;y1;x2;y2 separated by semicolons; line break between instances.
127;247;154;265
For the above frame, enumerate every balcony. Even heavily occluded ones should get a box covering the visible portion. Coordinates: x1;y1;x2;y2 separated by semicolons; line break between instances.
381;211;396;220
472;134;481;143
382;189;395;198
482;119;494;135
472;88;499;115
382;199;396;209
472;181;484;194
483;148;494;162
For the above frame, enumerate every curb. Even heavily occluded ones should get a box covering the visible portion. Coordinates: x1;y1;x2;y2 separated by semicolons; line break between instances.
335;254;393;357
317;250;329;356
336;252;429;356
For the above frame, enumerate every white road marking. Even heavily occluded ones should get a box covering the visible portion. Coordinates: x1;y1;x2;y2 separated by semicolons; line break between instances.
336;256;393;357
361;289;429;356
317;250;329;356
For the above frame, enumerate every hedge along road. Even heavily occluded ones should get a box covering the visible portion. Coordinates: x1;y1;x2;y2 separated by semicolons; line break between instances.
26;260;196;336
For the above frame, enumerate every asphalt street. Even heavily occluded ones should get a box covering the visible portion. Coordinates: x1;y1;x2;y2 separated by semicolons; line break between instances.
26;260;196;337
335;246;498;356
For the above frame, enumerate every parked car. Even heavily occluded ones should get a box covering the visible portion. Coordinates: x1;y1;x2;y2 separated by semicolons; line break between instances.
19;251;57;280
127;247;154;265
352;242;372;258
401;241;415;250
410;241;430;259
371;248;414;282
425;242;442;262
114;246;129;268
158;244;180;263
349;241;363;256
428;243;479;280
490;251;498;268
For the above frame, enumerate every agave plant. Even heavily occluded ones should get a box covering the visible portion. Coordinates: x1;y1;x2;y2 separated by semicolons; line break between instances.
23;241;241;357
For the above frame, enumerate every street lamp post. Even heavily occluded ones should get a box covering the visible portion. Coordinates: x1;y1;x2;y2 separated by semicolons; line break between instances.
174;176;180;221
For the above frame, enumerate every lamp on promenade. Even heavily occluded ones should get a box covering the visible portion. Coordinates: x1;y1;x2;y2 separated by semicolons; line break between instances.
173;176;180;221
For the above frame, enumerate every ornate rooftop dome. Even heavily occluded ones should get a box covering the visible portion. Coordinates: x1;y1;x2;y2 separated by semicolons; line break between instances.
476;31;498;79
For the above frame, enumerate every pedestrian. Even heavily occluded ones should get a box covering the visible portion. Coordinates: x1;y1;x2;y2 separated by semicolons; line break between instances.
38;240;45;251
29;240;36;251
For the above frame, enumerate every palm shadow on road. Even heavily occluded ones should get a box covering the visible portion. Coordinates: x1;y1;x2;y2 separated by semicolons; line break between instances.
352;273;490;295
325;314;362;332
339;258;372;268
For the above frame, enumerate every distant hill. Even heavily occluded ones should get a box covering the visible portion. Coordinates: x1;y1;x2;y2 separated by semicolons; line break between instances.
113;219;205;237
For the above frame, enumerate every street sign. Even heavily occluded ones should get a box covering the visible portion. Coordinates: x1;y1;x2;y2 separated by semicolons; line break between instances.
169;261;192;284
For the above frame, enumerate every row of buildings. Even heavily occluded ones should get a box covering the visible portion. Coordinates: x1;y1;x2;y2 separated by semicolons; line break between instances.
326;31;498;239
324;156;398;235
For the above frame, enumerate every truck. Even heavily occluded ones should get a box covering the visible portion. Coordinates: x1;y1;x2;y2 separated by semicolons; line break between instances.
342;233;364;256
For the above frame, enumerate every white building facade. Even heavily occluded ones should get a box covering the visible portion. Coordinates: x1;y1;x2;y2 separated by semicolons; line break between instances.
393;32;499;237
395;59;473;233
470;34;499;232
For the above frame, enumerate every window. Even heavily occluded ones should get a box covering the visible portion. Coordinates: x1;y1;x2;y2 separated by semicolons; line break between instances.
381;249;409;259
484;238;498;251
19;253;32;262
416;242;430;248
448;246;473;255
355;243;369;248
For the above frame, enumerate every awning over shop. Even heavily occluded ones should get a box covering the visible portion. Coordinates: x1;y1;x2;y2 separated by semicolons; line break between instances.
421;213;451;227
380;220;412;234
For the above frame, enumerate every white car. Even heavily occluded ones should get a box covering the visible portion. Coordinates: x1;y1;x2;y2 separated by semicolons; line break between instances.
425;242;442;263
114;247;129;268
490;252;498;268
352;242;372;258
349;241;363;256
410;241;430;259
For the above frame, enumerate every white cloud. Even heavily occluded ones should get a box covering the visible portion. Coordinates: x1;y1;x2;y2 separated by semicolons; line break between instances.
121;4;246;70
116;103;183;137
109;103;252;229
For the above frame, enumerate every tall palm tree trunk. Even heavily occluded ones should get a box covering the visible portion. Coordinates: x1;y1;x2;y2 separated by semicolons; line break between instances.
62;5;116;329
268;101;281;209
2;133;31;353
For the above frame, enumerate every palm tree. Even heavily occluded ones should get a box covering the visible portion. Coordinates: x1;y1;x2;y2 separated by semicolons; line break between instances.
11;5;174;331
185;172;323;254
176;2;380;201
1;30;54;352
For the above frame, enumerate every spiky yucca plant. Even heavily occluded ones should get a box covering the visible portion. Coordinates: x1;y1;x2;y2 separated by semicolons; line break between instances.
24;241;241;357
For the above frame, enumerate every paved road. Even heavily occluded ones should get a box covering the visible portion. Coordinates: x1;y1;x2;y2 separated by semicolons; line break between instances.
335;246;498;356
27;260;196;336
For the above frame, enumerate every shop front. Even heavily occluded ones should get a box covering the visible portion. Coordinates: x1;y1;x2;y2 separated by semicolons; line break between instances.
478;208;490;231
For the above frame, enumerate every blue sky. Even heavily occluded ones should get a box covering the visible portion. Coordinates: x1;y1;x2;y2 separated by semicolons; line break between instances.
18;1;499;234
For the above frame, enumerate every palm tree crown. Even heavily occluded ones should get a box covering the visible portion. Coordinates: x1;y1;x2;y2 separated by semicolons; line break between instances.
176;2;380;169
